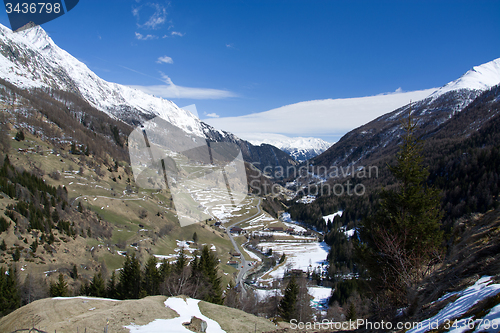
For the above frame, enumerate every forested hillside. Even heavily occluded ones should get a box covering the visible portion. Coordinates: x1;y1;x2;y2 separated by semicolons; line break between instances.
285;85;500;322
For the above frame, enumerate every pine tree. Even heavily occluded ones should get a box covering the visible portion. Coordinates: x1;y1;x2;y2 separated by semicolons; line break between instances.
50;273;68;297
175;247;187;274
106;271;118;299
118;254;142;299
199;245;223;305
0;216;10;233
346;302;357;320
278;276;299;321
70;142;78;154
14;130;24;141
159;259;171;281
189;250;201;283
70;264;78;280
88;272;106;297
30;239;38;253
142;256;161;296
12;247;20;261
279;253;286;264
0;265;20;316
356;112;443;306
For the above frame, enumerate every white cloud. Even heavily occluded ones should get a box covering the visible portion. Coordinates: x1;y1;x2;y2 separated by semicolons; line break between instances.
204;89;437;142
129;74;238;100
135;32;158;40
171;31;185;37
205;113;220;118
133;3;168;30
157;56;173;64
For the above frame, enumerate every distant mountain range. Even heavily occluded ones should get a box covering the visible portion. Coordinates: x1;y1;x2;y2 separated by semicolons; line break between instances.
249;136;332;162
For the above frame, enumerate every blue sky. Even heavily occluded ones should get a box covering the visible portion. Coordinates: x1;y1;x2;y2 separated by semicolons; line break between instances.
1;0;499;124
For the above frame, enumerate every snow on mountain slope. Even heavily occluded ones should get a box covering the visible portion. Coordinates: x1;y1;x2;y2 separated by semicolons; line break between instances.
0;23;204;136
310;58;500;174
249;134;332;162
407;276;500;333
430;57;500;98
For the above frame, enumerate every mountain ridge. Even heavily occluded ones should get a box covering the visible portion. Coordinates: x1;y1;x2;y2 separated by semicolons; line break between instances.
429;57;500;98
0;23;297;176
310;57;500;176
0;23;203;133
249;136;332;162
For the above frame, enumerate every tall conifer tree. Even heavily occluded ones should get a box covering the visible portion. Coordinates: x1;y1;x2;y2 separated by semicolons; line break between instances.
0;265;20;316
278;276;299;321
356;110;443;306
142;256;161;296
200;245;223;305
118;254;141;299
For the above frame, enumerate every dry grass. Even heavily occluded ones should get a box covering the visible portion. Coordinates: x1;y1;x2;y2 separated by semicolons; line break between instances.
198;300;277;333
0;296;177;333
0;296;286;333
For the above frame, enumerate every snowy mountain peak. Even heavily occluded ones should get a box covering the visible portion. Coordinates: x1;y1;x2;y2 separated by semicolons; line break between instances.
0;23;205;137
18;24;55;50
0;23;54;51
249;135;332;162
430;57;500;98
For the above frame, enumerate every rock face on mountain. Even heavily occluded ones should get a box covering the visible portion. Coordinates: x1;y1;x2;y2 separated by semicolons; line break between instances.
311;58;500;176
0;23;296;176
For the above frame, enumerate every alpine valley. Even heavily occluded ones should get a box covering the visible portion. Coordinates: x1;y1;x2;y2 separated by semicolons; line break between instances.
1;21;500;333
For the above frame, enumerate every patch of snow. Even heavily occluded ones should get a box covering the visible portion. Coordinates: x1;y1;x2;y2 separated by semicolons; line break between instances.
242;246;261;262
124;297;226;333
322;211;343;223
296;195;316;204
308;286;332;309
52;296;120;302
407;276;500;333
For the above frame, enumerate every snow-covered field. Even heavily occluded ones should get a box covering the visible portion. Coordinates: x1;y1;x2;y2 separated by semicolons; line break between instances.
309;286;332;309
181;177;256;223
282;221;307;233
256;242;329;285
253;286;331;310
125;297;226;333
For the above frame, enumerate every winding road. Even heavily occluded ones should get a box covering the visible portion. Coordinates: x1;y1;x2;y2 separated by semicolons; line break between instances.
226;197;262;287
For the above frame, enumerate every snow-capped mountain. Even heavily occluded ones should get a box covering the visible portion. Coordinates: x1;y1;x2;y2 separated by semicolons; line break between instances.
312;57;500;174
0;23;204;136
250;136;332;162
429;57;500;98
0;23;297;176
